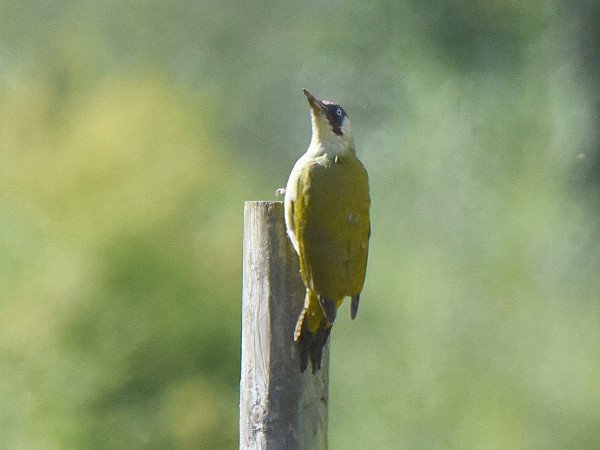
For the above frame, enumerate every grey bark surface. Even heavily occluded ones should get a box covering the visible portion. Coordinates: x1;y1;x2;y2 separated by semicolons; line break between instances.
240;201;329;450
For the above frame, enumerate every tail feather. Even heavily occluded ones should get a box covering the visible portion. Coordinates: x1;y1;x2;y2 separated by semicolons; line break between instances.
296;317;331;374
295;289;333;373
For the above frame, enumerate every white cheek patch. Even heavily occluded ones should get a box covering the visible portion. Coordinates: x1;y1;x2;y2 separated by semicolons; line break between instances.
340;118;352;138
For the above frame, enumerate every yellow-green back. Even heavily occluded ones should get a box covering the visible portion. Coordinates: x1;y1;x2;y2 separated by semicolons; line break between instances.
293;153;370;302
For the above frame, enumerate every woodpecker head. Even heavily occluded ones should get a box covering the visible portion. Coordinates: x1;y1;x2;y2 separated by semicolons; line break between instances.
302;88;354;152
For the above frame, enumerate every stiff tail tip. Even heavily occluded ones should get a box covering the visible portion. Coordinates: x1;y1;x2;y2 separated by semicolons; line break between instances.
294;307;331;374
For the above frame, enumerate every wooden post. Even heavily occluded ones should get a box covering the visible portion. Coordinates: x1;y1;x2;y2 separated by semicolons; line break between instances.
240;201;329;449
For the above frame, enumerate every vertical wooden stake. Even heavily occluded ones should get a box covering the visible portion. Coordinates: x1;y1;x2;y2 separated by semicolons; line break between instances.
240;201;329;449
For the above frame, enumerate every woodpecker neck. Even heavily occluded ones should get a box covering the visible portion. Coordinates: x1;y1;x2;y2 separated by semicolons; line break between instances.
308;116;355;158
307;137;355;160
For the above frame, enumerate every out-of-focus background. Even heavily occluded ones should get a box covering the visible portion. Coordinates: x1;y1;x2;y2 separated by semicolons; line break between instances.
2;1;599;448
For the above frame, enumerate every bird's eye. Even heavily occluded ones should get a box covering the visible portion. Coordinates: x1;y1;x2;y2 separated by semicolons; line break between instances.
336;108;342;116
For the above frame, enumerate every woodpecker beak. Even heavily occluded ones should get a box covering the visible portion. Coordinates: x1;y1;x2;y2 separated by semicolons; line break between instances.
302;88;327;116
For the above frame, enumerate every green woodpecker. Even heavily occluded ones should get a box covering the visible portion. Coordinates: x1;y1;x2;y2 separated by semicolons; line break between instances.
284;89;370;373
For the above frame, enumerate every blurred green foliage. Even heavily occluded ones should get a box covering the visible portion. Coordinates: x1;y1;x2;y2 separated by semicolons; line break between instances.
1;0;599;448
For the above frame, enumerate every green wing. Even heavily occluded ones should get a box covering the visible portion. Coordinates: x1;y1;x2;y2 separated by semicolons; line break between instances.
293;156;370;301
